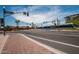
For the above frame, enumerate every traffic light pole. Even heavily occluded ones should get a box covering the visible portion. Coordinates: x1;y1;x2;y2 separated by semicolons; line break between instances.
2;6;29;36
3;6;6;36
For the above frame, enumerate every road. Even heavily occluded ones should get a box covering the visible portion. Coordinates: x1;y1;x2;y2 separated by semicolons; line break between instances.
20;29;79;54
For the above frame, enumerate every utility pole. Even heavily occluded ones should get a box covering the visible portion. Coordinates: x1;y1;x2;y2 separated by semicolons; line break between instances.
41;23;43;29
57;17;60;26
56;17;60;31
31;22;35;29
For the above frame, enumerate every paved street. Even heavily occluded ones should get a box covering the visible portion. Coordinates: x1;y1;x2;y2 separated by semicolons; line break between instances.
1;5;79;54
0;29;79;54
20;29;79;54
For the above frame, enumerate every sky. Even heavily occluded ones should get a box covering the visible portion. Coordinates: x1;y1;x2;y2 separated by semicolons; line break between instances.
0;5;79;27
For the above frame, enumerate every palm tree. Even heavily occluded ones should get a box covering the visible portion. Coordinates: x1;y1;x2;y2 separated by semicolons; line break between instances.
15;20;20;30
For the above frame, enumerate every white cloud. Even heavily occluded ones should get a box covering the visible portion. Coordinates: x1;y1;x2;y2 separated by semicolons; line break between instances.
12;5;79;26
12;6;60;22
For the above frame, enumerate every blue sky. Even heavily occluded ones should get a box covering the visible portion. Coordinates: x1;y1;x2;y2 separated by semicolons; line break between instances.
0;5;79;27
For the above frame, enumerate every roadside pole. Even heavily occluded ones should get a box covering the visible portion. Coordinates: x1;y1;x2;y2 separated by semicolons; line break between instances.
3;6;6;36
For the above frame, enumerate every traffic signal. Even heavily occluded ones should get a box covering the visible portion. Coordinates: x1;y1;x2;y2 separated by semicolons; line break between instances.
3;8;14;15
23;12;29;16
23;12;27;15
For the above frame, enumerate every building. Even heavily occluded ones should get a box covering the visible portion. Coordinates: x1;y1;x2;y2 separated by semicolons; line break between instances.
65;14;79;26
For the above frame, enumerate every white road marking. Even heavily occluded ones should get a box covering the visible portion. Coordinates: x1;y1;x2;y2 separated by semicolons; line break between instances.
26;34;79;49
19;34;66;54
0;35;9;53
40;30;79;37
51;33;79;37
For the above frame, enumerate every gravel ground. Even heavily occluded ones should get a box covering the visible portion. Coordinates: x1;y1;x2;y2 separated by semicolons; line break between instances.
1;33;53;54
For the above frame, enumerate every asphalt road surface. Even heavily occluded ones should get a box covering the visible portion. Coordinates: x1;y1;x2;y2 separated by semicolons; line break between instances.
20;29;79;54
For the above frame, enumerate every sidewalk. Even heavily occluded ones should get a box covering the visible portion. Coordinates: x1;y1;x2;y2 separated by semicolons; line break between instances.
0;34;9;53
1;33;53;54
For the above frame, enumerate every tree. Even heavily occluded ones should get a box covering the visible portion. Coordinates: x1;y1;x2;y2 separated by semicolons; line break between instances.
5;25;11;31
15;20;20;30
65;14;79;26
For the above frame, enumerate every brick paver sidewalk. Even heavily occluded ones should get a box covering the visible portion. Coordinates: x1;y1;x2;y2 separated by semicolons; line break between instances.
1;33;53;54
0;34;9;53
